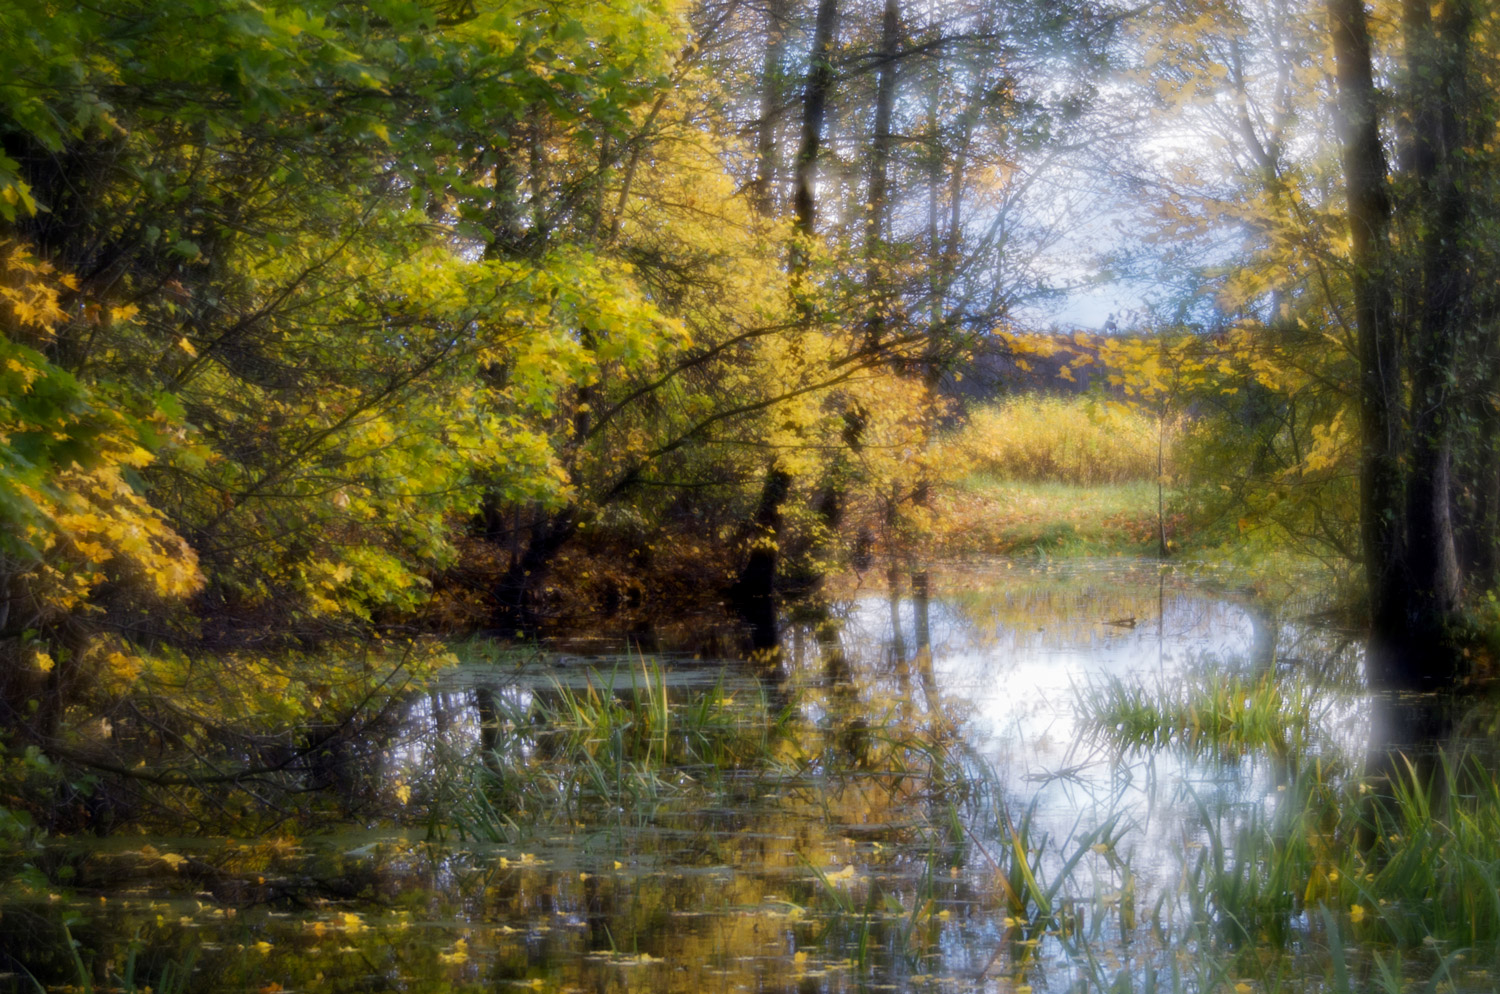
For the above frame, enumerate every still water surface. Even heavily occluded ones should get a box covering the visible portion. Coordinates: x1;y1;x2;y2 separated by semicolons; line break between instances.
2;559;1424;994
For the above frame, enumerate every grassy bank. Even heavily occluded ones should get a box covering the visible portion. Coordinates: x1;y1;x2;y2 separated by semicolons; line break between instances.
928;475;1173;559
915;395;1177;560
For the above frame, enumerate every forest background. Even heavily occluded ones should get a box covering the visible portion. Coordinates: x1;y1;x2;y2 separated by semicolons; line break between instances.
1;0;1498;829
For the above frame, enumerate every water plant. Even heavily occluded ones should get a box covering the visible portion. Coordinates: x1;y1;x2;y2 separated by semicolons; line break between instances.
33;922;198;994
439;658;792;843
1075;668;1328;759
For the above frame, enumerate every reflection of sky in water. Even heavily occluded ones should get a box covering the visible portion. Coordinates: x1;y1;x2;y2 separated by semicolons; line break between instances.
350;562;1366;994
398;560;1368;889
922;586;1254;763
17;560;1386;994
841;561;1367;897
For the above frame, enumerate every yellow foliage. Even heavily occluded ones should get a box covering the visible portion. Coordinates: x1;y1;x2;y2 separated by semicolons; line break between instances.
0;241;70;338
48;464;203;601
1;242;203;643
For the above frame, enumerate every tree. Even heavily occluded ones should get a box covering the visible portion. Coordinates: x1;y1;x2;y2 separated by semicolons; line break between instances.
0;0;690;745
1105;0;1496;688
1327;0;1486;687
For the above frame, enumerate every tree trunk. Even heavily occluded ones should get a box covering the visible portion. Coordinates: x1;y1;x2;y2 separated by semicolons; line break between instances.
1327;0;1408;688
492;507;579;633
792;0;839;241
1454;376;1500;585
754;0;790;216
1398;0;1471;678
729;465;793;656
862;0;900;349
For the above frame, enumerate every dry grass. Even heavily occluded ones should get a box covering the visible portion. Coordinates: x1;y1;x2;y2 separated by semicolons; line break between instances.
955;395;1169;485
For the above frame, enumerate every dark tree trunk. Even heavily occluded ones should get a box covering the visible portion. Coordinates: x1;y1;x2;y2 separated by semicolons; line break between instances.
729;465;793;655
1454;390;1500;585
1398;0;1471;677
1330;0;1480;690
792;0;839;241
1328;0;1408;689
491;507;579;633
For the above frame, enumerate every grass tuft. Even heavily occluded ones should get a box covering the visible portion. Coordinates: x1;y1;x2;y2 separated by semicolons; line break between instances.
1075;669;1325;758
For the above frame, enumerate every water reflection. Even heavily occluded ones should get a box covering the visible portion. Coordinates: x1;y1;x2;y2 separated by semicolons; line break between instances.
7;558;1482;994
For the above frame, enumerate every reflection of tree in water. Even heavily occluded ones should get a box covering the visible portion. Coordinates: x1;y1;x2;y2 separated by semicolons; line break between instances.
26;564;1500;994
845;564;1262;673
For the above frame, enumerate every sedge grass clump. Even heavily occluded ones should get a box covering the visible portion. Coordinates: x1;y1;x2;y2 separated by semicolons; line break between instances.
1171;750;1500;965
1346;751;1500;954
957;395;1169;486
442;661;789;842
1075;669;1323;758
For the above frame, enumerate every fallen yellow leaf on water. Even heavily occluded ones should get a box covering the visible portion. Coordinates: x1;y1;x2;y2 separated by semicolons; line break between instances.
438;938;469;965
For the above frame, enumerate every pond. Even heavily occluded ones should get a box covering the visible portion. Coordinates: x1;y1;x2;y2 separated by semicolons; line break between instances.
3;558;1494;994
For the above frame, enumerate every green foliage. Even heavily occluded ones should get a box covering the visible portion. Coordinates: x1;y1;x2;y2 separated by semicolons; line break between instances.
0;0;715;749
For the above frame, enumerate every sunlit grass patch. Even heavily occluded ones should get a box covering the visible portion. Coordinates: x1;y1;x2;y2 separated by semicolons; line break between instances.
930;478;1169;558
907;393;1181;560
